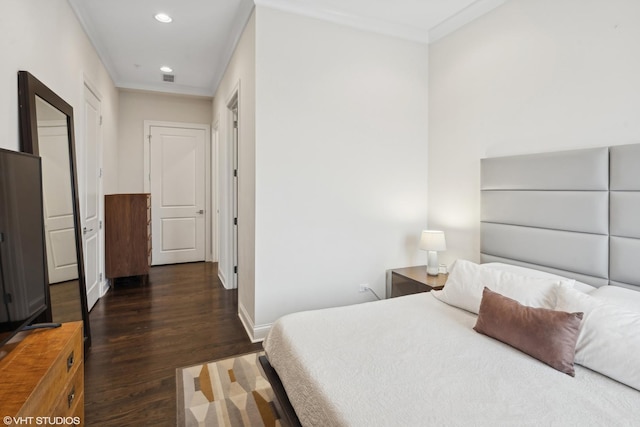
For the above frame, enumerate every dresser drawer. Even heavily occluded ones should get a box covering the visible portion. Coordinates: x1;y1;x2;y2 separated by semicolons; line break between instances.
0;323;84;423
69;390;85;426
391;273;430;297
15;325;83;418
51;362;84;418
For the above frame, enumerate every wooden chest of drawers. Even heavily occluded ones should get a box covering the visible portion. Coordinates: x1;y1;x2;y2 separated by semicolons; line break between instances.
105;193;151;279
388;266;448;298
0;322;84;426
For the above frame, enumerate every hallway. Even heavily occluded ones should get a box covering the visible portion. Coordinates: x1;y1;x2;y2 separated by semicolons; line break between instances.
84;262;261;426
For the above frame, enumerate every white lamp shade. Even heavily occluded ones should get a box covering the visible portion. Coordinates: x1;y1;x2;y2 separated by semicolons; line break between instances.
419;230;446;252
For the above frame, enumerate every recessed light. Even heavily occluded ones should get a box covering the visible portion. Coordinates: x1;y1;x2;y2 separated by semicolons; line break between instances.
154;13;172;23
160;66;173;73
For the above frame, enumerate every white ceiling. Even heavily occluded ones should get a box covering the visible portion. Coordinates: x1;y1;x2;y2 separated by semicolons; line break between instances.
67;0;503;97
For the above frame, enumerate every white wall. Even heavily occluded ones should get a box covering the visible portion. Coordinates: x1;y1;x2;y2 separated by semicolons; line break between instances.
117;90;213;192
212;9;256;325
0;0;119;195
252;7;429;336
428;0;640;266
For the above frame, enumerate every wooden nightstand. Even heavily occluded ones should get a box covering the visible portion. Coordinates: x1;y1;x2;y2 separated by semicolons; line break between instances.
388;266;448;298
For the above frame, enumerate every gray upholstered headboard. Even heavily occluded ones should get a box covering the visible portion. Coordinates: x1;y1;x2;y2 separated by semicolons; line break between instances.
480;143;640;291
609;144;640;290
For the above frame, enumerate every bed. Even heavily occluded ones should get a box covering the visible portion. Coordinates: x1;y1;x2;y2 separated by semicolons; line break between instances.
260;143;640;426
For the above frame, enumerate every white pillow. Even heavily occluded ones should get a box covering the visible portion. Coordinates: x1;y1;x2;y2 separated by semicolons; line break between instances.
482;262;595;293
431;259;570;314
589;286;640;313
555;286;640;391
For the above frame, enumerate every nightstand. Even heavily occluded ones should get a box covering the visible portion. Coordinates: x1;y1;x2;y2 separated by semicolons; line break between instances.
387;266;448;298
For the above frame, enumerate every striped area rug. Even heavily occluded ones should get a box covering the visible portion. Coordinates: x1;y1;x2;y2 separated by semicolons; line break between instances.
176;351;281;427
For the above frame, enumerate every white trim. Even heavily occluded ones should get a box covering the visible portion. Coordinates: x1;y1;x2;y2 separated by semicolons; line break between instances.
210;0;256;94
218;267;227;289
82;73;103;101
224;81;241;115
238;302;271;343
251;323;272;342
118;81;214;98
70;0;502;96
143;120;212;264
254;0;505;45
428;0;506;43
225;81;241;291
211;117;220;262
204;127;213;264
101;279;111;297
254;0;427;43
69;1;121;84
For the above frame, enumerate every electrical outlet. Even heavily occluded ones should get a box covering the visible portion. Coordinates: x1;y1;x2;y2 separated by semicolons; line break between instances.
359;284;368;293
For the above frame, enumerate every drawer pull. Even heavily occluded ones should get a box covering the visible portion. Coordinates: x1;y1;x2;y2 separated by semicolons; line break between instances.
67;351;75;371
67;386;75;408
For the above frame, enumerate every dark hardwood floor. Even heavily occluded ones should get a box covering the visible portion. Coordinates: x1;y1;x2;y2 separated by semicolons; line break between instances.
49;279;82;323
84;262;262;426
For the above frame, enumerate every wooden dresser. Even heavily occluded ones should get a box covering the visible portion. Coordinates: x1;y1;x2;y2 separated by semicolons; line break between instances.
105;193;151;280
0;322;84;426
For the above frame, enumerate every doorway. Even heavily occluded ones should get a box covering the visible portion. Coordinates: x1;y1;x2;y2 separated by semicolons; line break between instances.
144;121;211;265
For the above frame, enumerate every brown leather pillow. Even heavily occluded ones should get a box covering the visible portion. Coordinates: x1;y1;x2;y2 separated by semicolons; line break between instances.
474;287;583;376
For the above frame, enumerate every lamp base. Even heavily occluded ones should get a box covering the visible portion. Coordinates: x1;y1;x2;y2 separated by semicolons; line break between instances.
426;251;439;276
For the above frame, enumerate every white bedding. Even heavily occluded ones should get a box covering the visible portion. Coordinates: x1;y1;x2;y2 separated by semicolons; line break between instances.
263;293;640;426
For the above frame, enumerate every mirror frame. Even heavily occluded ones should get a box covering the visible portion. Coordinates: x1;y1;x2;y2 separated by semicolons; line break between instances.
17;71;91;352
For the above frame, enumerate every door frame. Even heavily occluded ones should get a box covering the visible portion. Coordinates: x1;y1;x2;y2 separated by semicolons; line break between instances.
212;117;220;263
143;120;212;263
226;87;239;291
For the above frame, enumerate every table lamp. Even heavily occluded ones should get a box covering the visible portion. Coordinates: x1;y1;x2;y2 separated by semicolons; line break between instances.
419;230;446;276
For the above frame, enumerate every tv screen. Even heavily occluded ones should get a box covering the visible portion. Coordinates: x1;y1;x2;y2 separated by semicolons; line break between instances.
0;148;47;347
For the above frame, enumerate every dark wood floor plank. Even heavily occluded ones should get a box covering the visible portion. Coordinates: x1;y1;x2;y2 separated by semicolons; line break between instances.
84;262;262;426
49;280;83;323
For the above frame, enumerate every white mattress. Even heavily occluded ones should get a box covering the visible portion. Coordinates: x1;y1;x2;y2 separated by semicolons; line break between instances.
263;293;640;426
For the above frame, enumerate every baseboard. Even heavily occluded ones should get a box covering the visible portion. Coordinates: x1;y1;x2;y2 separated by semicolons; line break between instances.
100;279;111;297
252;323;272;342
238;302;272;343
218;268;228;288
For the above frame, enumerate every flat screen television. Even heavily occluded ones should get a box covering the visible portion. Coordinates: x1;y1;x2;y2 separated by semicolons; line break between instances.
0;147;48;347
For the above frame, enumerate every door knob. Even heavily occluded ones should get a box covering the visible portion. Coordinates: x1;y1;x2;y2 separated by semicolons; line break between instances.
196;209;204;214
83;227;94;234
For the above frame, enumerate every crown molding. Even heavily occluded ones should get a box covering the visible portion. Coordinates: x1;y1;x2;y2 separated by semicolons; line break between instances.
67;0;122;85
428;0;506;43
211;0;256;95
253;0;428;43
116;81;214;98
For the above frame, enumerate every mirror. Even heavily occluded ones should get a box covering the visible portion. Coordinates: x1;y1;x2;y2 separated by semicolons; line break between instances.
17;71;91;352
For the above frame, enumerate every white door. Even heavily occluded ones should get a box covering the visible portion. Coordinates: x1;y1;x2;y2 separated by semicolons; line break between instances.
82;85;102;309
38;122;78;284
150;126;206;265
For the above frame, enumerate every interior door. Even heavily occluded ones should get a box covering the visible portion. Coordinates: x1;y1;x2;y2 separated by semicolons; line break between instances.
82;85;102;310
150;125;206;265
38;121;78;283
